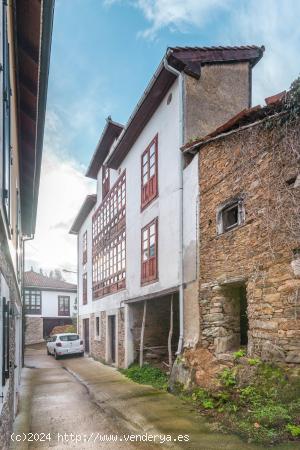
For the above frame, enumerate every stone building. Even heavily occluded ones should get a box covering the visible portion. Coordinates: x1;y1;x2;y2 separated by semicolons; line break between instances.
70;46;264;366
24;270;77;345
181;89;300;385
0;0;53;446
70;45;264;369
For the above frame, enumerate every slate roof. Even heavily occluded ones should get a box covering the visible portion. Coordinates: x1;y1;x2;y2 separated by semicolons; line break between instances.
24;270;77;291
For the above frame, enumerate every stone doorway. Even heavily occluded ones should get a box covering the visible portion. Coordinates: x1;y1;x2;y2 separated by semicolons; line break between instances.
215;283;248;354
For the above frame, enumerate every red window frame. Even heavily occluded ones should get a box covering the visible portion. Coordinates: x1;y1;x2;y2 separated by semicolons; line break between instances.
82;273;87;305
141;218;158;285
82;231;87;265
141;135;158;210
58;296;70;316
102;165;110;200
92;171;126;250
92;230;126;299
92;171;126;299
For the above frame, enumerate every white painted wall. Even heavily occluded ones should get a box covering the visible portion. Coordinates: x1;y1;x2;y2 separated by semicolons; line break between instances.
25;290;77;318
78;79;182;316
77;212;93;316
183;153;199;283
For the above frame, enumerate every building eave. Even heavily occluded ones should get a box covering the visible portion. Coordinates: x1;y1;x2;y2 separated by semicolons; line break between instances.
15;0;55;236
69;194;97;235
106;45;264;169
85;118;124;179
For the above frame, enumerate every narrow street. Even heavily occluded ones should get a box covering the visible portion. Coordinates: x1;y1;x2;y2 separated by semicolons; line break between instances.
9;345;270;450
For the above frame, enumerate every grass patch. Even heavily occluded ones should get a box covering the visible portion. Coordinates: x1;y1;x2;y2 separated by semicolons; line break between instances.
121;364;168;391
183;362;300;445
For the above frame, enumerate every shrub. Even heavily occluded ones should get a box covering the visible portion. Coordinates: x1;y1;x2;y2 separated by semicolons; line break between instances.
219;368;236;387
247;358;261;366
121;364;168;390
286;424;300;438
252;405;291;427
233;349;246;359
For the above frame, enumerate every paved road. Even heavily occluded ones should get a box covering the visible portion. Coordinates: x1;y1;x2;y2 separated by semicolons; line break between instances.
11;346;293;450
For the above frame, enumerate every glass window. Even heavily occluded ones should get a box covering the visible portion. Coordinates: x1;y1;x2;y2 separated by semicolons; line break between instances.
24;290;42;315
141;218;158;284
141;135;158;209
58;296;70;316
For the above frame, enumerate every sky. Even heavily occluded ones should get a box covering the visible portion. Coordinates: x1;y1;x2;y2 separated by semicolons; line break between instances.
25;0;300;282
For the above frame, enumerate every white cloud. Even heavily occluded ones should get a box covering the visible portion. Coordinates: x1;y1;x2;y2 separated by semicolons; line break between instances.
126;0;300;102
228;0;300;104
25;110;95;281
135;0;230;39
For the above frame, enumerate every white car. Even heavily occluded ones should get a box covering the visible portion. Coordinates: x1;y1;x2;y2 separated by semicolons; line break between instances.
47;333;84;359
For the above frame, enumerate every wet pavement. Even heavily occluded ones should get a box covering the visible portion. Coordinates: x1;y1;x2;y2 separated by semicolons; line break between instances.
10;345;297;450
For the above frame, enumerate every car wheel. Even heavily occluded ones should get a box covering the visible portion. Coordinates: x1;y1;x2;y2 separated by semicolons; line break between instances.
47;348;50;355
54;351;60;360
79;352;84;357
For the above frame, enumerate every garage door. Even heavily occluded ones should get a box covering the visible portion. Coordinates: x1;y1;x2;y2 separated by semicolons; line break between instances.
43;318;73;338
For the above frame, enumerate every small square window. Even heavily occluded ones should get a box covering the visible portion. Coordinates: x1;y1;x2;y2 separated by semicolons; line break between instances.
217;198;244;235
222;204;239;231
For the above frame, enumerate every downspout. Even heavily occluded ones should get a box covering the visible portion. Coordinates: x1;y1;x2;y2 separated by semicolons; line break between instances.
163;54;184;355
77;234;79;334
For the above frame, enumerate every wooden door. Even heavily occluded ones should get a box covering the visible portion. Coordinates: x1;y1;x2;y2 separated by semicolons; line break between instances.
108;315;116;363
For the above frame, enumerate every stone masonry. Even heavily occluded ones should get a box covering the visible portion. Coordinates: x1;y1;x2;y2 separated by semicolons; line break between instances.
90;312;106;362
194;116;300;369
0;233;21;448
25;317;43;345
174;112;300;391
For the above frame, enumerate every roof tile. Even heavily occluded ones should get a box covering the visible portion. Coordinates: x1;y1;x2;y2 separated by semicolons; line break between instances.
24;270;77;291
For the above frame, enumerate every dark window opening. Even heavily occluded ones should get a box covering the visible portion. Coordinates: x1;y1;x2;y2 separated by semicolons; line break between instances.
58;296;70;316
215;284;248;354
218;198;244;235
240;286;248;346
24;290;41;315
222;204;239;231
293;248;300;258
286;176;297;187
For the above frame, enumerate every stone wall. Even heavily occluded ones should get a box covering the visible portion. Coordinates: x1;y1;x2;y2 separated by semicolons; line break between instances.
90;312;106;362
25;317;43;345
184;63;250;142
195;118;300;367
0;228;22;448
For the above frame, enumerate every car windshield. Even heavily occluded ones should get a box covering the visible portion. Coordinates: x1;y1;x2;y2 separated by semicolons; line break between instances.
60;335;79;341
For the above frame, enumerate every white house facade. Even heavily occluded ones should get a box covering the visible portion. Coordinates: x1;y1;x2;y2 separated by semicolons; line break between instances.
24;270;77;345
70;46;264;369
